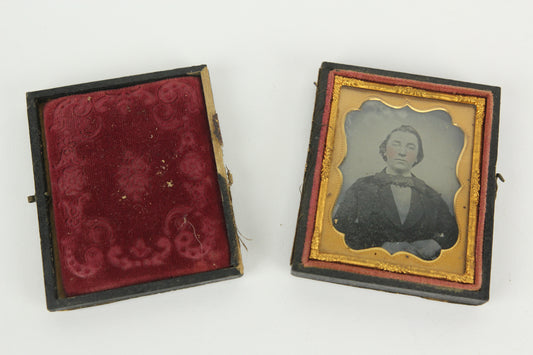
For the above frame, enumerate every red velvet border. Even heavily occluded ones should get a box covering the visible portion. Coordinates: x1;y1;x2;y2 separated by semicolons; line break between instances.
301;70;494;290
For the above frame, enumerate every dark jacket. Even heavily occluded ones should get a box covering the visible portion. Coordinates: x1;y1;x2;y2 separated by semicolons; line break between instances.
333;171;458;251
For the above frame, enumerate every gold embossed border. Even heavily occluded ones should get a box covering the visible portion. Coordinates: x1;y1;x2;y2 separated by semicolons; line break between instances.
309;75;486;284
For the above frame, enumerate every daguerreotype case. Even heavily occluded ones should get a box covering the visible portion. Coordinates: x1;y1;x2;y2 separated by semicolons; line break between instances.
27;65;242;310
291;62;500;305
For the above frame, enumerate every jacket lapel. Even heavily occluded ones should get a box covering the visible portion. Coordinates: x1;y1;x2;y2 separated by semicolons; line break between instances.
402;188;424;229
378;185;402;227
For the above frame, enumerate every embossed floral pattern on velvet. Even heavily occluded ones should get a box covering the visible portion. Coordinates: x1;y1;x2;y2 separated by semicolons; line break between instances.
43;77;231;296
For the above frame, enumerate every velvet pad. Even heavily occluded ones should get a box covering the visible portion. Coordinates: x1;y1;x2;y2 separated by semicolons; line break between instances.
43;77;231;296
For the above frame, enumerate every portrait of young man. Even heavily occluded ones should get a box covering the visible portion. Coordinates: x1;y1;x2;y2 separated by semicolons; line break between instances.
332;102;462;261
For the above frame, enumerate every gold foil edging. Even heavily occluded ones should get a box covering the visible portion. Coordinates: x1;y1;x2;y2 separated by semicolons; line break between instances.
309;75;485;284
199;67;243;274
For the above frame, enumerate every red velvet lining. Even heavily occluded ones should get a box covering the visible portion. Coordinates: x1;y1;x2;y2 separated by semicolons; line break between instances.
43;77;231;296
301;70;495;290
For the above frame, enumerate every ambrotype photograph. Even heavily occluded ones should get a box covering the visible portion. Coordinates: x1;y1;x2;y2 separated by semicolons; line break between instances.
291;62;500;304
333;103;462;261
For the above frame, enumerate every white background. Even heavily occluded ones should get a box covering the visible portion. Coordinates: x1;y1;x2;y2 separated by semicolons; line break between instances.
1;1;530;354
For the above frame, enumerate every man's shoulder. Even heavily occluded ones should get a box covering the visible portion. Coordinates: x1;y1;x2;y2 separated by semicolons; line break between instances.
355;174;378;184
346;174;381;192
412;176;443;199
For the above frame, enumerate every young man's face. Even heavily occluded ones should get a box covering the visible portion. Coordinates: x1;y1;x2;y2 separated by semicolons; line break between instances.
384;131;419;175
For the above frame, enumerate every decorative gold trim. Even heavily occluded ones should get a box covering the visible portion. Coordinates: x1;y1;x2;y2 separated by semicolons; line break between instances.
309;76;485;284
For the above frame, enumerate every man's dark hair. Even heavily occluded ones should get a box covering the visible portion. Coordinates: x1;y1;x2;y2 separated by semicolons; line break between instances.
379;125;424;166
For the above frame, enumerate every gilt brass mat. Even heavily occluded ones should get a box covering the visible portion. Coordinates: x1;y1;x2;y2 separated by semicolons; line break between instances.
309;76;485;283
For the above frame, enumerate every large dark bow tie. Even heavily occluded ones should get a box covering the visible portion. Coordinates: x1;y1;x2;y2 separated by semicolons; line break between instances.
385;175;415;188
